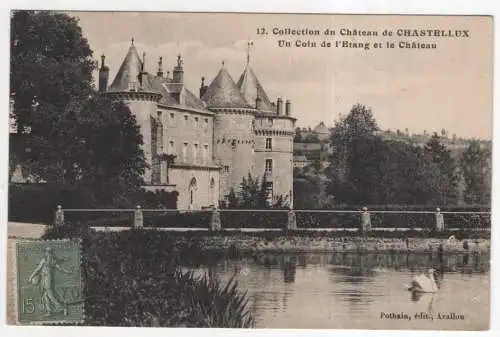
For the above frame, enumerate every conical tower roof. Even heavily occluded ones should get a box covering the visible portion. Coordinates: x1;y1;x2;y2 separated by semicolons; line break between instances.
236;65;274;112
108;41;145;92
202;66;252;109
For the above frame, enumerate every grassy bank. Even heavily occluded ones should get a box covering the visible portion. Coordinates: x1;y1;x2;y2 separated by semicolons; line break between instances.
42;226;253;327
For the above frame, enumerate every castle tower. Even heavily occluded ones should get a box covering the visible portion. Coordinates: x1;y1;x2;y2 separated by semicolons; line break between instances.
103;38;162;184
236;44;296;206
202;62;256;200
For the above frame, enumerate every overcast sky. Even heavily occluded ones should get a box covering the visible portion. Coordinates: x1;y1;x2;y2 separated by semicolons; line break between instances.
70;12;493;139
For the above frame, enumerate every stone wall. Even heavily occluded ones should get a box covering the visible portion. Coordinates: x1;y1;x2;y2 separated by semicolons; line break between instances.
169;166;220;210
158;106;215;166
213;112;255;198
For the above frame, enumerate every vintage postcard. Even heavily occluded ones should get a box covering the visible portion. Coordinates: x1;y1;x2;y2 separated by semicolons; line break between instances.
5;11;492;331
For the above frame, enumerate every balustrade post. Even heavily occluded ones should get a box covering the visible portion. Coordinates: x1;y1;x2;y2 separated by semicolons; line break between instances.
435;208;445;232
287;208;297;231
210;205;221;231
361;207;372;233
134;205;144;228
54;205;65;227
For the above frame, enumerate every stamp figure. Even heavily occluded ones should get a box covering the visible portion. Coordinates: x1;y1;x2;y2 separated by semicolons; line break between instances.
16;240;84;324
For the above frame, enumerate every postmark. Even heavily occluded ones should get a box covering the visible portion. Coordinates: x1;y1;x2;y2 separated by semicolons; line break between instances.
16;239;84;324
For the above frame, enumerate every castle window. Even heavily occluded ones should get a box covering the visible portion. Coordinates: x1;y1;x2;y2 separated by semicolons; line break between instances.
265;159;273;173
194;116;199;128
204;118;209;134
182;142;188;162
169;112;175;126
203;144;209;164
184;115;189;126
266;138;272;150
169;140;175;154
193;143;199;164
268;118;273;126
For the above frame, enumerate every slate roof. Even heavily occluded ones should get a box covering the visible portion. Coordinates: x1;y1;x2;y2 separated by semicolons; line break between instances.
236;65;274;112
201;67;252;109
108;44;208;112
313;121;330;135
108;43;158;93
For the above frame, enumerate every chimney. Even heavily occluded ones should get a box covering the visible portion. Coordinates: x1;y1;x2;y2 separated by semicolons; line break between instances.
172;54;184;83
285;100;292;116
199;76;208;98
157;56;163;77
98;54;109;92
256;95;263;110
276;98;283;115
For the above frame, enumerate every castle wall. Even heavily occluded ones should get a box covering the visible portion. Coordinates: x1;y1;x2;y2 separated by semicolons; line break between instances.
254;116;295;206
169;166;220;210
254;135;294;205
157;107;215;167
123;97;159;183
213;111;255;200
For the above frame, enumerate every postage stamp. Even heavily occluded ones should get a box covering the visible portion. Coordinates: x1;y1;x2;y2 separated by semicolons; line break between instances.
16;239;84;324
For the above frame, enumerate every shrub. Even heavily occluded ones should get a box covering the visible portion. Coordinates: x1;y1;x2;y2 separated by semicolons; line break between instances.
42;226;253;327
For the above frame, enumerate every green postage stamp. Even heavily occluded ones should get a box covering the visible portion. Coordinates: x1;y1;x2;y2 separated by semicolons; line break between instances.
16;239;84;324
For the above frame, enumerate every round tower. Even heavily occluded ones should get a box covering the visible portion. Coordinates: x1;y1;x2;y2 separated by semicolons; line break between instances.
201;63;256;201
103;39;162;184
236;57;296;207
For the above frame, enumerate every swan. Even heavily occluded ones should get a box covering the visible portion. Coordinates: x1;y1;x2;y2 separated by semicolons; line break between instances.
407;268;439;293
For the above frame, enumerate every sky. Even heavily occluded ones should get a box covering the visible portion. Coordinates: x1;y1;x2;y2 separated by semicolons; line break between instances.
69;12;493;139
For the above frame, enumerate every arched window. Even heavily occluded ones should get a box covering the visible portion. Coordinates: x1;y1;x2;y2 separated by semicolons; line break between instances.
189;177;197;209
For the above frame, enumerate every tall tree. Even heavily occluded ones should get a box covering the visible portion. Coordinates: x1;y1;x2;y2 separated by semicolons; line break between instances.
460;141;491;205
10;11;95;133
10;11;148;206
327;104;380;189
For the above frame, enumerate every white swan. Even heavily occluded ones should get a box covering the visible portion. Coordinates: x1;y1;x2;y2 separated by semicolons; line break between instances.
407;268;439;293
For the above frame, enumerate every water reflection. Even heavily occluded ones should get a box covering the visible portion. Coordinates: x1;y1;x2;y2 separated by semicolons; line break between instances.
282;255;296;284
184;251;490;329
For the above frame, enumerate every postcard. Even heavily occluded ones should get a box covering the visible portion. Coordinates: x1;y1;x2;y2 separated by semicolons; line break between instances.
5;11;492;331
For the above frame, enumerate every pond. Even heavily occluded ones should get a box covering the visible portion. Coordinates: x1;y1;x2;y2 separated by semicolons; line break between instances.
187;252;490;330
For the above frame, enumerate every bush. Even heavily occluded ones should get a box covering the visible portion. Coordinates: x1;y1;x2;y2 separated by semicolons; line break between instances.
9;183;95;224
42;227;253;327
9;183;179;225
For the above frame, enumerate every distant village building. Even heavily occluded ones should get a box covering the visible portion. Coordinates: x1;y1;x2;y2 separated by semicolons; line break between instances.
312;121;330;141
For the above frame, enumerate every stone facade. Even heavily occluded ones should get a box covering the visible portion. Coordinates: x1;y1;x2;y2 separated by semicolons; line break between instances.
100;40;296;209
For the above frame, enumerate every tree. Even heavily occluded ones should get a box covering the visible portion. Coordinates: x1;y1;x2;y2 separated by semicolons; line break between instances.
327;104;379;183
224;174;288;209
424;134;459;205
10;11;148;206
23;96;148;205
326;137;443;205
11;11;95;133
460;141;491;205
